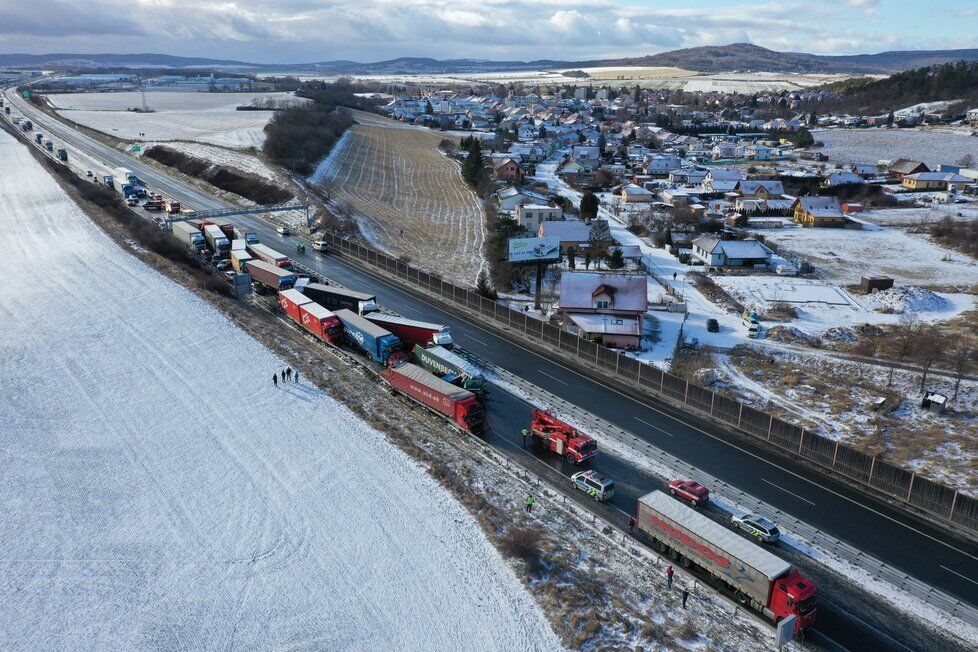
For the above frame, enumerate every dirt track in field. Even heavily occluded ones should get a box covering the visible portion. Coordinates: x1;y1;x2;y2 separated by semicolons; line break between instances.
309;111;485;285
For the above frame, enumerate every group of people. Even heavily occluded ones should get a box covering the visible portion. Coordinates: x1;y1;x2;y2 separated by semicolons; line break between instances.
272;367;299;387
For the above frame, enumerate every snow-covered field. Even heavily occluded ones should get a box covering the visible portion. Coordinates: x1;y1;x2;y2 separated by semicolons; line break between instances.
812;128;978;167
49;92;305;149
135;141;281;182
0;130;558;650
754;224;978;287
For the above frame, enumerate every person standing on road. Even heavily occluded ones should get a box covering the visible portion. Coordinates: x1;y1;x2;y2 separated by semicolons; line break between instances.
666;565;674;589
294;371;300;384
286;367;292;381
672;272;677;281
682;589;689;609
273;373;278;387
521;428;530;447
628;515;636;533
525;495;535;513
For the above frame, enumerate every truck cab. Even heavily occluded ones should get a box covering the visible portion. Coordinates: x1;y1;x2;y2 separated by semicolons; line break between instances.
457;397;485;435
529;409;598;464
769;569;817;630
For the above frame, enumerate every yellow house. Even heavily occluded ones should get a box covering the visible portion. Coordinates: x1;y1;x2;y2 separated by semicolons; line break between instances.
902;172;970;191
793;196;846;228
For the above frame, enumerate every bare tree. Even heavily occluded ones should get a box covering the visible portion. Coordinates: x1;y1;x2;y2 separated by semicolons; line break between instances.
887;311;920;386
948;343;977;401
912;325;944;392
851;336;880;381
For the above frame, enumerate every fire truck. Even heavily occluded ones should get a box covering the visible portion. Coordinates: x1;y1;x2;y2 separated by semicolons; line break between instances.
528;409;597;464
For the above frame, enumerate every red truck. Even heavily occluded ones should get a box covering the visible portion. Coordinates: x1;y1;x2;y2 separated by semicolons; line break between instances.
364;312;454;348
299;302;343;343
528;409;597;464
385;363;485;435
279;289;311;321
669;479;710;507
638;490;816;630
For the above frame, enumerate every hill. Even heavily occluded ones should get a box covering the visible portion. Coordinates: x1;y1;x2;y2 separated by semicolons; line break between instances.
811;61;978;114
588;43;978;75
0;52;255;68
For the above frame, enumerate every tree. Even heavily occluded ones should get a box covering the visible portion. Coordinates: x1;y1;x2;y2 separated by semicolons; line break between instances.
886;112;895;127
580;192;599;223
852;336;880;381
583;251;592;270
424;100;433;115
948;343;977;401
958;153;975;168
597;132;607;153
606;247;626;269
475;269;497;300
912;325;944;392
808;111;817;126
588;219;612;266
887;311;920;386
567;248;576;269
461;138;485;188
538;125;547;139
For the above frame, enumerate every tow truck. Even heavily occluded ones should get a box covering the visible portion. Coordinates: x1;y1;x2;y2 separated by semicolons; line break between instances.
527;409;597;464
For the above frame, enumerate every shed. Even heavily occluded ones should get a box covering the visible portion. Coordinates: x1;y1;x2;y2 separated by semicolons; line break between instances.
860;276;894;293
921;392;947;414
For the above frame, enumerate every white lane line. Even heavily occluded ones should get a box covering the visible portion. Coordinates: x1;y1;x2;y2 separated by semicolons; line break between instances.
761;479;816;506
466;336;488;346
537;369;568;385
635;417;674;437
941;565;978;586
820;596;917;652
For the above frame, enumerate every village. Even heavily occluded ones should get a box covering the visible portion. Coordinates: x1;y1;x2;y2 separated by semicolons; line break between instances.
383;84;978;490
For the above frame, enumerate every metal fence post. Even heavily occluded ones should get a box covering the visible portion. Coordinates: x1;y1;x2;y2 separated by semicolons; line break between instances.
950;490;959;520
766;414;774;441
737;402;743;428
683;381;689;404
615;353;620;376
660;372;665;393
832;440;840;468
868;456;877;484
798;429;805;454
907;473;916;501
709;392;715;415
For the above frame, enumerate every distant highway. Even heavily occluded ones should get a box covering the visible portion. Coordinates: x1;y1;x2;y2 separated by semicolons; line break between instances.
7;87;978;645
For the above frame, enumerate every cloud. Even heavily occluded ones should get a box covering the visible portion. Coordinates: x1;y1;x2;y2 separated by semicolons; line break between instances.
0;0;973;64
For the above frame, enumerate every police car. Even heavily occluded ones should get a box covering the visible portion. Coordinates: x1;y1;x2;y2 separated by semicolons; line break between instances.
571;470;615;502
731;513;781;544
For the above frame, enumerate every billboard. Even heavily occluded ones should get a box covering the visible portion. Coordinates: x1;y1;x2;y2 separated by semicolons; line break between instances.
508;237;560;264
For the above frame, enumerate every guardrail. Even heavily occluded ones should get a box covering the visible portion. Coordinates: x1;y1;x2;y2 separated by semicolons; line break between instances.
315;231;978;538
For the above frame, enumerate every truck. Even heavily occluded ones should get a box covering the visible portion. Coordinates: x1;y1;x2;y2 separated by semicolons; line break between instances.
114;167;138;186
172;221;205;250
528;409;597;464
279;288;312;321
230;238;248;252
102;174;114;188
203;224;230;258
230;250;253;275
278;290;343;344
637;491;817;630
384;363;485;435
20;119;32;131
302;283;377;315
112;176;134;197
333;308;408;365
247;259;297;291
164;199;181;214
44;140;53;152
247;243;293;270
143;198;164;211
413;345;485;397
364;312;453;348
34;133;43;144
57;148;68;162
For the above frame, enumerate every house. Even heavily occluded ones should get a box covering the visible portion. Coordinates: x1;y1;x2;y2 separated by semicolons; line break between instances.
494;157;527;184
793;196;847;227
849;163;878;178
824;172;865;188
495;186;548;212
745;144;773;161
559;271;648;348
734;179;785;199
691;236;772;267
968;108;978;128
621;184;655;203
669;168;708;186
516;204;562;230
539;220;592;254
703;168;742;193
643;154;683;177
888;159;929;180
901;172;971;191
557;160;595;187
711;142;741;159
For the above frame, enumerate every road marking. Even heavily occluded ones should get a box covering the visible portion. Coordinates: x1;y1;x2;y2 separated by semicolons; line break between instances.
536;369;568;385
761;479;815;506
820;597;917;652
635;417;674;437
466;336;488;346
941;565;978;586
328;253;978;564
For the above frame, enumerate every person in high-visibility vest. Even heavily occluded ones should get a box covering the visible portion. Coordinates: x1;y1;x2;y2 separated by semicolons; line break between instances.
525;495;535;513
521;428;530;447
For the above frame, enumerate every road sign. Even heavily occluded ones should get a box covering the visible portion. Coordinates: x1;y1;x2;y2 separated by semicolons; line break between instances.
508;236;560;264
774;615;796;649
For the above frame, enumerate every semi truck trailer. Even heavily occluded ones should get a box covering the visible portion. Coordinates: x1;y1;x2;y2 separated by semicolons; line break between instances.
413;345;485;397
247;260;297;291
637;491;816;630
230;251;253;274
203;224;230;258
364;312;453;348
333;309;407;365
114;167;138;185
384;363;485;434
302;283;377;315
247;243;293;269
172;221;205;249
278;290;343;344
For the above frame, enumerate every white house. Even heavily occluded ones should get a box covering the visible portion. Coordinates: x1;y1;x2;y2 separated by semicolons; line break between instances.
516;204;562;230
703;168;743;193
691;236;773;267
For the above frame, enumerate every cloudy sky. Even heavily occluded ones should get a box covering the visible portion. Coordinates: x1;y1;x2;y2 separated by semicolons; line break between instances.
3;0;977;63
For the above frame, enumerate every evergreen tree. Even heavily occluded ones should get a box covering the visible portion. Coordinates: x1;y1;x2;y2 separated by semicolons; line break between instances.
475;269;497;300
462;138;485;188
606;247;625;269
424;100;433;114
886;111;895;127
597;132;607;153
538;125;547;139
580;192;599;223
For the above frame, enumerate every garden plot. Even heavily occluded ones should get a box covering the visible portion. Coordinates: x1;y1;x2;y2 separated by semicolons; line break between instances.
812;128;978;167
309;110;485;285
49;91;305;149
0;130;558;650
754;224;978;288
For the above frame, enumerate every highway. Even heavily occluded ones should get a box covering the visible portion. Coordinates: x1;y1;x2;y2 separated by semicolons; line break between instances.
7;88;978;647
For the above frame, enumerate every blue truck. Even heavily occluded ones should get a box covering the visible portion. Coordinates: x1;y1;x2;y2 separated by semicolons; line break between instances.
333;308;407;365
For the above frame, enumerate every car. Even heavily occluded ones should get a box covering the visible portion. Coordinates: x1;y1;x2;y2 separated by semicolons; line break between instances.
668;479;709;507
731;513;781;544
224;271;235;282
312;240;329;253
85;170;93;177
276;226;290;236
126;197;139;206
706;318;720;333
571;470;615;502
215;259;229;271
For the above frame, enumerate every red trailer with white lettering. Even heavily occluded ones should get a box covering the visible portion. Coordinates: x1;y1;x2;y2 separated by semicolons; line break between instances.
384;363;485;435
299;302;344;343
279;289;312;322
